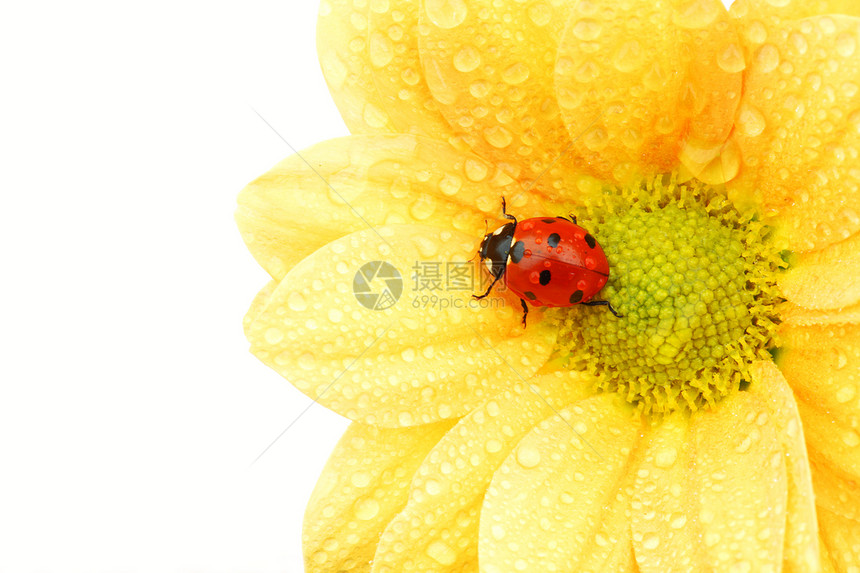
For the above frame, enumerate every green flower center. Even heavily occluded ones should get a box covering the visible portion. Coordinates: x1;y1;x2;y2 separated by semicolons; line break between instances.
558;177;783;415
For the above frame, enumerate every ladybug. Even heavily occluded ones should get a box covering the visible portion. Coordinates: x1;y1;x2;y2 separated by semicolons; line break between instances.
474;198;622;326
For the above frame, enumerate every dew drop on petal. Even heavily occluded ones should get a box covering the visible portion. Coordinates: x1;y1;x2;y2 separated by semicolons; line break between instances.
426;541;457;565
672;0;719;29
502;62;530;85
754;44;780;74
737;103;766;137
642;533;660;550
288;291;308;312
717;43;746;73
264;327;284;345
353;498;380;520
515;443;542;468
424;0;468;29
453;45;481;72
483;126;514;148
350;471;371;488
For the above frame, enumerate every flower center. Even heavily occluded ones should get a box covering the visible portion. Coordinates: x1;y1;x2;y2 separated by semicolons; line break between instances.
558;177;783;415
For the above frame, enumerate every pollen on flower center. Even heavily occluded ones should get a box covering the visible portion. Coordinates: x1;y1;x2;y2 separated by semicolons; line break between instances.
558;177;783;415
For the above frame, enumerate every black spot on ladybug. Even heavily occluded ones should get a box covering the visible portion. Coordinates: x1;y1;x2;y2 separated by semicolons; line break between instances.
510;240;526;264
541;218;556;224
584;234;597;249
539;270;551;285
569;290;584;304
547;233;561;248
524;291;537;300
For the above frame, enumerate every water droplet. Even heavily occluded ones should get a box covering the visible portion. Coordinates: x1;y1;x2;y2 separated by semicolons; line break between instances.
483;126;513;148
328;308;343;323
613;41;643;72
351;471;371;488
369;32;394;67
491;524;505;539
453;45;481;72
370;0;389;13
642;533;660;550
672;0;719;29
654;446;678;468
464;159;488;181
401;66;420;86
670;512;687;528
424;56;458;105
573;18;602;41
264;327;284;345
288;291;308;311
486;438;502;453
788;31;808;56
354;498;380;520
515;443;542;468
837;32;856;57
843;430;860;448
502;62;530;85
704;531;721;547
398;411;414;425
575;60;600;83
746;20;767;44
424;0;468;29
754;44;780;74
528;2;551;26
410;194;438;221
363;102;389;129
298;352;315;370
717;43;746;73
425;478;441;495
835;384;855;403
737;103;766;137
426;541;457;565
401;347;416;362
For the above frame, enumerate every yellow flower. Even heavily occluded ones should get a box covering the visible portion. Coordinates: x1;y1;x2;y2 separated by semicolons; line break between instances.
237;0;860;571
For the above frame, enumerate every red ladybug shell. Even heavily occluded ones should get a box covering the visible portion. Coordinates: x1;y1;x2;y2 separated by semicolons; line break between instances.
505;217;609;307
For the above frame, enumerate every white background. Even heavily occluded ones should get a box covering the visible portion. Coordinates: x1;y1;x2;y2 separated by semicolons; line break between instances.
2;1;738;572
2;0;348;571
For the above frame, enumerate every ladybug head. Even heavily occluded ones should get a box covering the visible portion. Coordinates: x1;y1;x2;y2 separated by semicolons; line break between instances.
478;222;516;279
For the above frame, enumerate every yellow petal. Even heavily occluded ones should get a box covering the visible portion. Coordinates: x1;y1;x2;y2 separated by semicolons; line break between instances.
317;0;396;133
236;134;545;280
779;232;860;310
371;369;595;573
247;224;558;427
779;300;860;327
631;387;789;572
727;14;860;252
750;361;821;572
817;506;860;572
779;321;860;480
630;411;702;572
810;455;860;523
416;0;601;202
303;419;455;573
365;0;458;144
730;0;860;24
479;394;640;572
687;388;788;570
554;0;741;184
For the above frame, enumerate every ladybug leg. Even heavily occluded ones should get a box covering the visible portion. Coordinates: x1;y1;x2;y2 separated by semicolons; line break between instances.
473;271;503;300
520;298;529;327
582;300;623;318
500;196;517;224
